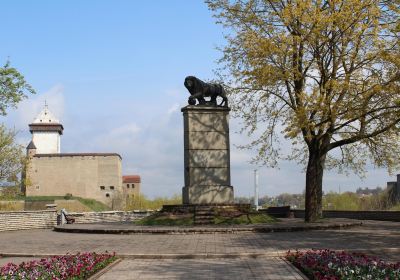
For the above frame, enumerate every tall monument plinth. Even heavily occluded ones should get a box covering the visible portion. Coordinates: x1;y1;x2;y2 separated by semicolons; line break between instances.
182;105;234;204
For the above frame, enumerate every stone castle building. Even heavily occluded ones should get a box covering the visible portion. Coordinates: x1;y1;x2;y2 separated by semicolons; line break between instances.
23;105;140;209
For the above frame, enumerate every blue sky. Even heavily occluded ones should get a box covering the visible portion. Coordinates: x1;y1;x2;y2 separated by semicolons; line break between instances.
1;1;394;198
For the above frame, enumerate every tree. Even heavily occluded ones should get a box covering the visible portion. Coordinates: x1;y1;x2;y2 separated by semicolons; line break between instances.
0;61;35;116
0;60;34;189
0;124;25;186
207;0;400;221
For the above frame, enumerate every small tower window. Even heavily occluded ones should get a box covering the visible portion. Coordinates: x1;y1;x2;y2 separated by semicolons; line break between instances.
106;193;110;197
127;184;130;189
132;184;135;189
110;186;114;190
100;186;105;190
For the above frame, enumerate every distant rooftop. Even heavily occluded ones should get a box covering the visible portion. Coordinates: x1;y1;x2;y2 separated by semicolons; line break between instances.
29;123;64;134
33;103;60;124
123;175;141;183
26;141;37;150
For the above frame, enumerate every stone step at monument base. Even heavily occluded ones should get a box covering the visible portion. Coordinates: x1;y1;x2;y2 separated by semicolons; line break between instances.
161;203;252;226
194;206;215;225
195;211;213;216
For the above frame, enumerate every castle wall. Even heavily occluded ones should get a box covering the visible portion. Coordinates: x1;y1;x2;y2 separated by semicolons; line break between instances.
32;131;60;153
26;154;123;208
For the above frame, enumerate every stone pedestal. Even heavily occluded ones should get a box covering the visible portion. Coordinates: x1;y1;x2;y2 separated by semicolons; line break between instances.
182;105;234;204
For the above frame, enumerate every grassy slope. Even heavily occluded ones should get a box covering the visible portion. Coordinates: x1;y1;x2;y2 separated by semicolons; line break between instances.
74;197;110;212
0;196;110;212
136;213;194;226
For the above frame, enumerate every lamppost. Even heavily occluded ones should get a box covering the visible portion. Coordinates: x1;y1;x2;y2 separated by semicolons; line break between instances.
254;169;259;210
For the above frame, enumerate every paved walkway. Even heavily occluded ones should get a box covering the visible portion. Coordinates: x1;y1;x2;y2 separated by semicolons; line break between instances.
97;258;305;280
0;220;398;279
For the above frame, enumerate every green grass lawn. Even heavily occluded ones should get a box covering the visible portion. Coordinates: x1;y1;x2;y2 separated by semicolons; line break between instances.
0;195;110;212
135;213;194;226
74;197;110;212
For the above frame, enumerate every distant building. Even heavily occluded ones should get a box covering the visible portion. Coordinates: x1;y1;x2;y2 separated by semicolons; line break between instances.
22;105;140;209
122;175;141;199
29;104;63;153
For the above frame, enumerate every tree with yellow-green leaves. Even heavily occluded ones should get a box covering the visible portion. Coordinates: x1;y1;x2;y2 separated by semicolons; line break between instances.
0;61;35;190
0;61;35;116
206;0;400;222
0;124;25;187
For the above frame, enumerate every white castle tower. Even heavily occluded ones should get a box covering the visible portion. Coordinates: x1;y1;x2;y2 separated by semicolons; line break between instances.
28;103;63;154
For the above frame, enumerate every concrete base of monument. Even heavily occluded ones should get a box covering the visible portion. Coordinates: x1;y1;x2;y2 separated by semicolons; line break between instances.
182;185;234;204
161;203;251;213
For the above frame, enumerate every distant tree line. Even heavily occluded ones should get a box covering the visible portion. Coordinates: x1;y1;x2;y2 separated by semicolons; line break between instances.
235;186;400;211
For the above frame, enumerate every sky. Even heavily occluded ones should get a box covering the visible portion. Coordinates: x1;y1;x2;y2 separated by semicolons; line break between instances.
1;1;395;198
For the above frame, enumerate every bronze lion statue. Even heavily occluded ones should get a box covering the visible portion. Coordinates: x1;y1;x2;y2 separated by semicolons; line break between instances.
184;76;228;107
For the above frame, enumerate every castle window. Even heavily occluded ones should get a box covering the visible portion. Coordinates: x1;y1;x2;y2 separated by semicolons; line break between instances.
100;186;105;190
127;184;130;189
132;184;135;189
36;186;40;190
106;193;110;197
110;186;114;190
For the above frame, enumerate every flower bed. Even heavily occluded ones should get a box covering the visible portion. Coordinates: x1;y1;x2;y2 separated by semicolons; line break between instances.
0;252;116;279
286;249;400;280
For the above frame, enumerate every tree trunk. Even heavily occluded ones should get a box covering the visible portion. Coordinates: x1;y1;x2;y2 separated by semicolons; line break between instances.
305;143;326;222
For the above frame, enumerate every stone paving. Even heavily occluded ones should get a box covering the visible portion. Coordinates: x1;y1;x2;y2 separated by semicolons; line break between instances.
97;258;305;280
0;220;398;279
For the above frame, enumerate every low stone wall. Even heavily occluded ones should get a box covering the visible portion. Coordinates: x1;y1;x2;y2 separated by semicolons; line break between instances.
292;209;400;222
66;211;151;224
0;210;57;232
0;210;150;231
